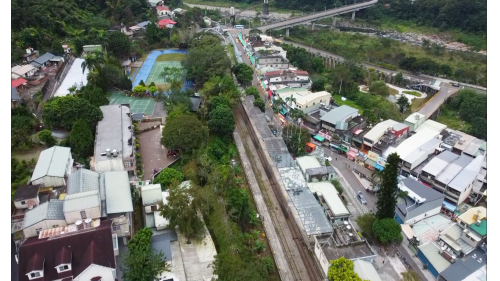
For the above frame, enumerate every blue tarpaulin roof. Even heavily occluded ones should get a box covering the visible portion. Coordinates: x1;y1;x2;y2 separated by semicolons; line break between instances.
442;201;457;212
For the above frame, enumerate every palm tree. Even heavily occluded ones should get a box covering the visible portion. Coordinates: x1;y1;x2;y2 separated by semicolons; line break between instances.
397;190;409;206
81;52;105;74
160;66;183;90
285;94;296;108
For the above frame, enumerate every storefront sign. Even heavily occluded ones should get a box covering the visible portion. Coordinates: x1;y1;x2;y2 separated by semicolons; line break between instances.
318;130;333;141
367;151;379;161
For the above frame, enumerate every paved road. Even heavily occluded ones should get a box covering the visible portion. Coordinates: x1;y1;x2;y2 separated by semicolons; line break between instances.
259;0;378;32
418;82;458;118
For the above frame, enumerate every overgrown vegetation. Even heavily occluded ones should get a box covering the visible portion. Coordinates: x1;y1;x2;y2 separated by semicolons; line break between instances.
286;28;486;86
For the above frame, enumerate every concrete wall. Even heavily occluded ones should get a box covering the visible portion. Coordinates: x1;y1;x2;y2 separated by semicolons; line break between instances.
458;184;473;205
300;95;331;114
110;213;131;237
74;264;116;281
32;176;66;188
313;237;330;276
23;219;68;238
64;207;101;224
14;197;39;210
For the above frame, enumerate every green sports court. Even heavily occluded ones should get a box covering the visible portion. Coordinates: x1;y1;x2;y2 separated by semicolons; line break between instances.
145;61;184;85
109;92;156;116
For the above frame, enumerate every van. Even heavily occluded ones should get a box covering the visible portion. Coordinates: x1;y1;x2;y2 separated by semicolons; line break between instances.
306;142;316;153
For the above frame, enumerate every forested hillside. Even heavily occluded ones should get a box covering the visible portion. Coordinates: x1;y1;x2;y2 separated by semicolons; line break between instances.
11;0;157;61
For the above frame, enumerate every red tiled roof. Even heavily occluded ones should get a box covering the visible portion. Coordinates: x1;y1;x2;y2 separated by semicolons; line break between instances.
11;78;27;88
293;70;309;76
263;70;281;77
156;6;169;11
18;220;115;281
158;19;177;27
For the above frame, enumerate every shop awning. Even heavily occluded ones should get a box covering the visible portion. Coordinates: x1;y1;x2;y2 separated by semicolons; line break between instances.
354;129;364;135
314;135;325;142
347;150;357;158
375;164;385;171
365;159;376;167
330;143;339;149
442;201;457;212
338;145;349;153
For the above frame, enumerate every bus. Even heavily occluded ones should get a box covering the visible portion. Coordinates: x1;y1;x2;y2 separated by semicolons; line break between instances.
234;25;244;29
306;142;316;153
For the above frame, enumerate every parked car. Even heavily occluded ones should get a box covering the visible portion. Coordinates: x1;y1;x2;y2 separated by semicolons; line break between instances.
357;191;368;205
324;154;332;162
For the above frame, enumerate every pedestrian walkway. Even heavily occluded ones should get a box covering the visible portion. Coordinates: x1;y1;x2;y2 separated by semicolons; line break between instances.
352;171;373;190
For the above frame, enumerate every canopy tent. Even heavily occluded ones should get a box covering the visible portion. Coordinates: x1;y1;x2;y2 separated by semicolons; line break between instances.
346;150;358;159
442;201;457;212
313;135;325;142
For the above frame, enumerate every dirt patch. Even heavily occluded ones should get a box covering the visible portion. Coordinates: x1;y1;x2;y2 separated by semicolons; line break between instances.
137;126;179;181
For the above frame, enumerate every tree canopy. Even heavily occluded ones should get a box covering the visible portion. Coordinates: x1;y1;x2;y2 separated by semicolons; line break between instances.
42;96;103;131
69;119;95;158
160;181;205;241
161;115;208;155
397;95;410;113
38;130;56;147
12;106;37;149
372;218;403;244
122;228;167;281
233;63;254;87
328;257;367;281
376;152;400;219
153;168;184;190
107;31;131;58
282;125;310;157
208;105;235;138
369;81;390;97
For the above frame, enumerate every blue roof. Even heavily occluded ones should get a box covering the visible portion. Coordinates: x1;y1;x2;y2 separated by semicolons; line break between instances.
442;201;456;212
151;231;178;262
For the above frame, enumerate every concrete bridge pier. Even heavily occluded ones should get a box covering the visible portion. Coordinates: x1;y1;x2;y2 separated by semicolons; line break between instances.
331;17;337;29
286;28;289;37
351;11;356;21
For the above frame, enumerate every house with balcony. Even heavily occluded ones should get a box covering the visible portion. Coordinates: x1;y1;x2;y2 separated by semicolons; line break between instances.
362;120;409;153
21;48;38;64
18;220;117;281
318;105;366;145
141;184;168;230
274;89;331;115
419;151;484;209
30;146;73;187
255;52;289;69
92;104;135;175
13;185;42;210
307;182;350;225
12;64;36;79
263;69;311;88
394;178;444;225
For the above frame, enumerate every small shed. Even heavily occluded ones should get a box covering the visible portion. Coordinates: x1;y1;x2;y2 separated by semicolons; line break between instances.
13;184;42;209
30;146;73;187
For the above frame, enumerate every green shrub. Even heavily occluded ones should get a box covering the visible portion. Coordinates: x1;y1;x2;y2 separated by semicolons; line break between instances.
372;218;403;244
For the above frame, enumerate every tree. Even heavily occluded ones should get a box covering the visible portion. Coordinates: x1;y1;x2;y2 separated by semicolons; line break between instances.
233;63;254;87
146;22;166;44
75;85;110;107
208;105;235;138
207;96;230;112
38;130;56;147
253;97;265;112
160;66;183;90
182;38;231;84
51;40;64;55
356;213;377;238
69;119;94;158
369;80;390;97
470;117;487;140
153;168;184;190
376;153;400;219
122;228;167;281
331;179;343;195
282;125;310;157
149;85;158;94
161;115;208;154
311;75;327;92
372;218;403;244
397;95;410;113
402;270;421;281
107;30;131;58
245;86;260;98
395;72;404;84
81;51;105;74
42;96;103;131
327;257;366;281
133;85;147;95
159;182;205;242
12;106;36;149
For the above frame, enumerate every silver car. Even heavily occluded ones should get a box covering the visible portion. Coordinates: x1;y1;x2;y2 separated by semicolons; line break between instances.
357;191;368;205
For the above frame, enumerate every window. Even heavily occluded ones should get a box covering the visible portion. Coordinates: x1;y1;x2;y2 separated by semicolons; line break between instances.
58;265;69;271
113;224;121;231
80;211;87;219
29;272;41;279
124;160;132;168
21;201;26;205
35;228;42;235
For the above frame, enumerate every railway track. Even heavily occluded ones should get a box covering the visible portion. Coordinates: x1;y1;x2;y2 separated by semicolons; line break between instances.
234;102;323;281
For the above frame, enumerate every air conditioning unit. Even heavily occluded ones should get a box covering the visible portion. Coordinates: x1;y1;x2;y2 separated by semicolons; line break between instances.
145;206;152;213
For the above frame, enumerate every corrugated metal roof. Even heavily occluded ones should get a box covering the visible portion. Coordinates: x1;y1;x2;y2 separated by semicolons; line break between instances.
394;128;439;159
142;184;163;206
353;260;382;281
320;105;358;126
67;169;100;194
436;154;473;185
104;171;133;214
22;200;65;229
63;189;100;213
415;120;447;133
296;156;321;174
418;242;451;273
448;155;483;192
422;151;459;176
403;137;441;164
315;182;349;216
31;146;72;182
363;119;399;142
32;52;55;65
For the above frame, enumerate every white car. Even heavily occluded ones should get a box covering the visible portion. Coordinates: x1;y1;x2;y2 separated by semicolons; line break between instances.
324;154;332;162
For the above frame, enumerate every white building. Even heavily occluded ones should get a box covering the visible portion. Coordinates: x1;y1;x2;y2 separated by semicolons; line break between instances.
92;105;135;175
276;89;331;114
30;146;73;187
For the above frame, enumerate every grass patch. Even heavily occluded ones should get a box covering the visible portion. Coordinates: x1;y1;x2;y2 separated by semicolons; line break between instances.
332;94;364;115
388;87;399;96
437;107;472;133
403;91;422;97
156;53;187;61
12;144;46;162
156;83;170;92
410;96;429;112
